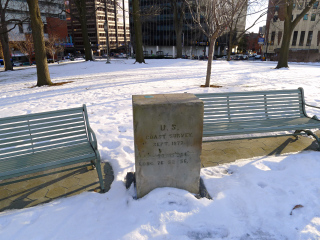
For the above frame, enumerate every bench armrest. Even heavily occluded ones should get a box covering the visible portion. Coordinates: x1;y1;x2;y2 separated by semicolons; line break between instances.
305;103;320;120
87;126;98;149
306;103;320;110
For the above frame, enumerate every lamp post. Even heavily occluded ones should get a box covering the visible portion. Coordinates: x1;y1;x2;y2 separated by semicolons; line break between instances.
104;21;110;64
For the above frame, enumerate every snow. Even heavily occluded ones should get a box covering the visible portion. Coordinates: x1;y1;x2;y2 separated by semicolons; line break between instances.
1;59;320;239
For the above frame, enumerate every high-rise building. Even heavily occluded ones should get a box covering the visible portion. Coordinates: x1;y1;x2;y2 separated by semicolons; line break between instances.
129;0;247;58
129;0;208;57
265;0;320;62
66;0;130;56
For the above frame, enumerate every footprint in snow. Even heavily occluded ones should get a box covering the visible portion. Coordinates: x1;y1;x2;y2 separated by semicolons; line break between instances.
102;140;121;149
118;126;126;132
123;146;134;154
257;182;268;188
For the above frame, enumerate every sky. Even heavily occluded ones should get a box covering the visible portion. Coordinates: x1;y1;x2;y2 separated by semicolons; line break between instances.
245;0;269;33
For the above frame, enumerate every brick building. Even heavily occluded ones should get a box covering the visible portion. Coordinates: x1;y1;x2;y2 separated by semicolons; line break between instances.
265;0;320;62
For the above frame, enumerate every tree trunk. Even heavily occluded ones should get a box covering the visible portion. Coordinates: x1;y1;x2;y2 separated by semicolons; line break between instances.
276;0;316;68
227;32;233;61
204;38;215;87
0;14;13;71
276;20;291;68
75;0;93;61
26;0;52;86
175;28;182;58
0;31;13;71
172;0;184;58
276;2;292;69
132;0;144;63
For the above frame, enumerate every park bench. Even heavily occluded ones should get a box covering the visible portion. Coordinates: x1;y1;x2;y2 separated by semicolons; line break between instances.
195;88;320;149
0;105;105;191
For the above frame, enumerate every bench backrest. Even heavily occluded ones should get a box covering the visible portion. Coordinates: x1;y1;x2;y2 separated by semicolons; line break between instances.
0;105;91;160
195;88;306;124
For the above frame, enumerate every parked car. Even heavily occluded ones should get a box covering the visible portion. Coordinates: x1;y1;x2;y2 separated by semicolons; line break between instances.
255;55;261;59
199;55;208;60
218;56;228;60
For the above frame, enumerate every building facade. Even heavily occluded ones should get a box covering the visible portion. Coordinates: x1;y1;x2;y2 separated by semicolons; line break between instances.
66;0;130;56
129;0;247;58
129;0;206;58
6;0;67;61
265;0;320;61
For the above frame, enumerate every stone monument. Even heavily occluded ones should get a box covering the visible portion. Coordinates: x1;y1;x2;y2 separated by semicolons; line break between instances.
132;93;204;198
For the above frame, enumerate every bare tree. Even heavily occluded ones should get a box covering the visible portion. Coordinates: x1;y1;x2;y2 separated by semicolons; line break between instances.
13;33;34;65
274;0;317;68
187;0;247;87
0;0;29;71
225;0;267;60
46;34;64;62
26;0;52;86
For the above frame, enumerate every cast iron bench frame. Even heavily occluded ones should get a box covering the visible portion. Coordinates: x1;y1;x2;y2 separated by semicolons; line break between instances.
195;88;320;149
0;104;105;191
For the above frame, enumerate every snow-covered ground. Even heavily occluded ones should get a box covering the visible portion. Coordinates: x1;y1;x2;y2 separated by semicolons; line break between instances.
0;59;320;239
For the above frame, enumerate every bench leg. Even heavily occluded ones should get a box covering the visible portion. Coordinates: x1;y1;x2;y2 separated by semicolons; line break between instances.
94;151;105;192
295;130;320;151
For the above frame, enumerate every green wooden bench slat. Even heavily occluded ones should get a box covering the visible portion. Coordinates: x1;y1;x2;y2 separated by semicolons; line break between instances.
0;134;33;146
0;125;30;136
0;105;105;191
0;108;83;125
0;143;94;169
202;96;301;103
29;119;85;131
32;135;89;150
31;126;86;139
28;113;84;125
0;121;29;130
0;143;33;155
195;89;300;97
0;149;34;159
31;130;87;143
0;139;33;149
33;139;89;152
29;122;86;135
204;102;302;110
204;108;302;116
0;154;95;178
203;113;304;121
195;88;320;149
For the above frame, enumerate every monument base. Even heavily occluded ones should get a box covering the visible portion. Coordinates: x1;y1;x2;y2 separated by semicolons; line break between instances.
133;93;204;198
125;172;212;200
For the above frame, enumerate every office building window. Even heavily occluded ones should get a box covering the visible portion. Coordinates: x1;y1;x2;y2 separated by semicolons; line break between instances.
313;1;319;9
311;13;316;21
317;31;320;46
306;31;313;46
292;31;298;46
271;31;275;45
273;15;278;22
299;31;305;46
278;31;282;45
303;14;308;20
18;24;23;33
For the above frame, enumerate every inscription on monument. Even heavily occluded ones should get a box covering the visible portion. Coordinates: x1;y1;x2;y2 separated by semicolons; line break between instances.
133;93;204;198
